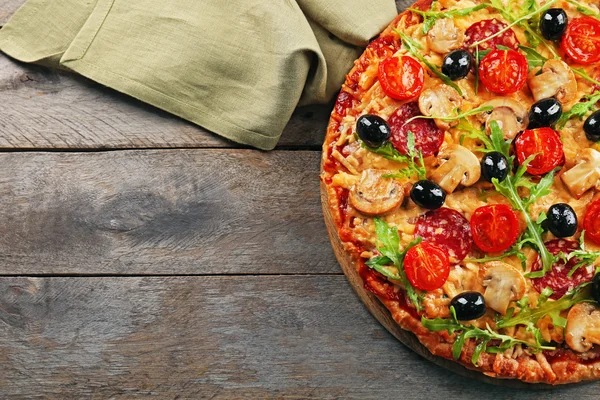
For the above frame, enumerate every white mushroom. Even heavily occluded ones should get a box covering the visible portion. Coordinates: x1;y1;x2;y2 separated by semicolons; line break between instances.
349;169;404;216
566;303;600;353
418;84;463;130
528;59;577;103
560;148;600;199
430;145;481;193
482;261;526;315
477;98;528;139
427;18;464;54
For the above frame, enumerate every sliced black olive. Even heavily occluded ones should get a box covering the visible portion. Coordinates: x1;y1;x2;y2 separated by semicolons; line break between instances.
528;98;562;129
410;180;446;210
584;110;600;142
356;114;390;148
441;49;473;81
481;152;509;183
544;203;578;238
593;274;600;303
450;292;487;321
540;8;568;41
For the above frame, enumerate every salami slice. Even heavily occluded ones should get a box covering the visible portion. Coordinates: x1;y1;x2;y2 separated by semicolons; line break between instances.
465;19;520;51
531;239;595;299
414;207;473;263
388;102;444;157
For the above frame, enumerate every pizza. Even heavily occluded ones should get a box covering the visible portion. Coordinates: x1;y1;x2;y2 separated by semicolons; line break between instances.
320;0;600;384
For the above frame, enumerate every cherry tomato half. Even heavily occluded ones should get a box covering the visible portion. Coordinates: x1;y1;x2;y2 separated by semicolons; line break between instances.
404;243;450;291
378;56;425;100
470;204;520;253
478;49;528;94
561;17;600;65
514;127;564;175
584;199;600;245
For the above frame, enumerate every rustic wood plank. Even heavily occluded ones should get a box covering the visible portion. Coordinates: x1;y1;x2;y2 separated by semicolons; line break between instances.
0;149;336;275
0;55;330;149
2;275;592;399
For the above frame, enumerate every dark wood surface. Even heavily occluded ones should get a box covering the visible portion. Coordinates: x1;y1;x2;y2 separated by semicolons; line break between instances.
1;0;598;398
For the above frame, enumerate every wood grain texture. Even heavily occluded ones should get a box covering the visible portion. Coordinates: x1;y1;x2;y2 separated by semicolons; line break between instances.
0;55;330;149
0;149;336;275
2;275;596;399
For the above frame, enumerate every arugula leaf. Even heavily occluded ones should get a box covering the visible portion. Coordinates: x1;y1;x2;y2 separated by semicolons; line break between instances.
382;131;427;180
404;104;493;126
518;45;547;69
394;28;463;96
497;284;592;329
362;142;410;164
468;0;558;49
556;91;600;129
565;231;600;277
422;306;554;365
409;3;488;33
492;161;557;277
565;0;600;18
488;120;511;159
367;219;423;310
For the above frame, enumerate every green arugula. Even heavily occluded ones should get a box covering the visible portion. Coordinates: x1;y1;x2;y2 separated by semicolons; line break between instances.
468;0;558;49
497;284;592;329
393;28;463;96
460;120;510;157
555;91;600;129
518;45;547;69
382;131;427;180
403;104;494;126
422;306;554;365
560;231;600;277
565;0;600;19
362;141;410;164
409;3;488;34
366;219;423;310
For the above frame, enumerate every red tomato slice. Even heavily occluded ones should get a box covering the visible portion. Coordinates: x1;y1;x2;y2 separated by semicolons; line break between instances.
514;128;564;175
378;56;425;100
403;243;450;291
584;199;600;245
478;49;528;94
470;204;520;253
561;17;600;65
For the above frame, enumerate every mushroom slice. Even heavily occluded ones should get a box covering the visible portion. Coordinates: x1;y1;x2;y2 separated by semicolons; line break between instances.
566;303;600;352
477;98;528;139
481;261;526;315
427;18;464;54
418;84;463;130
430;145;481;193
349;169;404;216
560;148;600;198
528;59;577;103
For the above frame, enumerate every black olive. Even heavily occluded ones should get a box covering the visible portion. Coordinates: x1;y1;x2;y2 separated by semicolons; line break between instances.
593;274;600;303
544;203;578;238
540;9;568;41
441;49;473;81
528;98;562;129
584;110;600;142
356;114;390;147
450;292;487;321
481;152;509;183
410;180;446;210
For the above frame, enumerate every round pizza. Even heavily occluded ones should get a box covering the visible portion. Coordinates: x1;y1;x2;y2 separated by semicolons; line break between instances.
321;0;600;384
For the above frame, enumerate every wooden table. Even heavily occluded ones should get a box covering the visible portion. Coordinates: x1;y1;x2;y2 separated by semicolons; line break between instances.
0;2;598;398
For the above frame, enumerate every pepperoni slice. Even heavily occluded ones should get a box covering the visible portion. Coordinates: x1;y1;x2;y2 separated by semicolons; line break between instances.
531;240;595;299
388;102;444;157
465;19;520;51
414;207;473;263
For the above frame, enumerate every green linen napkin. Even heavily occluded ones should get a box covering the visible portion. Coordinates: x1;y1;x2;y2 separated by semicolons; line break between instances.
0;0;397;150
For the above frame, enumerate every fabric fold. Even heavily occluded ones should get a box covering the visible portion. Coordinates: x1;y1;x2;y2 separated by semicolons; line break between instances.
0;0;397;150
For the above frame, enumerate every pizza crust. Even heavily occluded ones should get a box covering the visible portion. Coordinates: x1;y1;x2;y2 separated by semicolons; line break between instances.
321;0;600;384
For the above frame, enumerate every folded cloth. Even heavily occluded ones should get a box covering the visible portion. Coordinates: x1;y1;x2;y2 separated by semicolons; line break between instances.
0;0;397;150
